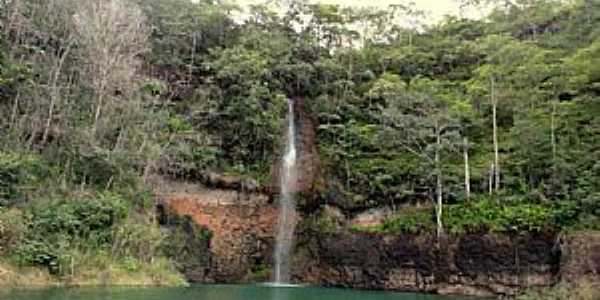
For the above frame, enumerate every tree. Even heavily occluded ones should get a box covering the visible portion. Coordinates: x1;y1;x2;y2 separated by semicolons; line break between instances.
72;0;150;139
380;77;461;237
468;35;539;193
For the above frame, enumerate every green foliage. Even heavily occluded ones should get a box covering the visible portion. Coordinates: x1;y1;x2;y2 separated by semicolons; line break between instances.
12;193;129;274
312;212;342;235
111;215;165;263
159;211;212;273
376;208;434;234
1;0;600;285
565;40;600;90
247;264;269;282
137;0;236;70
166;116;193;133
353;198;556;235
67;149;137;189
0;208;28;255
0;152;42;206
444;197;555;234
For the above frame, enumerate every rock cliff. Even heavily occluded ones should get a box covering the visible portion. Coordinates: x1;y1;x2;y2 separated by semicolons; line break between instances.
159;188;600;297
293;231;560;297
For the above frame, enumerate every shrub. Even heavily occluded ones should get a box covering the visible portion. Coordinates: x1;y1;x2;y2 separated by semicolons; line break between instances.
353;198;556;235
68;149;137;189
0;208;28;255
444;197;555;234
27;193;129;243
13;193;130;274
380;209;435;234
158;208;212;272
0;152;42;206
111;215;165;263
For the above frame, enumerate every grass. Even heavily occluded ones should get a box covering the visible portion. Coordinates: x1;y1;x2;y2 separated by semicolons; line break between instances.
0;255;187;288
0;259;58;287
61;250;187;287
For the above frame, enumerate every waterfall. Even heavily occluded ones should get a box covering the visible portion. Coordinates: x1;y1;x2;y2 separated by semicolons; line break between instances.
273;99;298;284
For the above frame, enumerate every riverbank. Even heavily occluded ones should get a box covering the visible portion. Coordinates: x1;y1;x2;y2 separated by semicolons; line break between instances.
0;259;187;288
0;260;57;287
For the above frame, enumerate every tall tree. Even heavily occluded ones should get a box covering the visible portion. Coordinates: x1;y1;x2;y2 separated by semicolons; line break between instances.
72;0;150;139
380;77;461;237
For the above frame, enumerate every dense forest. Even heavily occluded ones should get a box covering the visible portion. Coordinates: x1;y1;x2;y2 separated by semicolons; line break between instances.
0;0;599;290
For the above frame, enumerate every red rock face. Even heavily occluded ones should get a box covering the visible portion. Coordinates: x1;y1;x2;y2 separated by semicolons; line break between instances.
161;191;280;282
269;97;322;197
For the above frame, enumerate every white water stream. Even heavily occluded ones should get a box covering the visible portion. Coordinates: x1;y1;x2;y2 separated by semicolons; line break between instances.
273;99;298;284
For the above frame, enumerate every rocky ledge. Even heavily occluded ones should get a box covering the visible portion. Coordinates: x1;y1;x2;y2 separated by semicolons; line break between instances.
158;186;600;297
293;231;560;297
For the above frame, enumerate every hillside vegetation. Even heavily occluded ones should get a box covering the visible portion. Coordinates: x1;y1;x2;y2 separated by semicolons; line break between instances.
0;0;599;285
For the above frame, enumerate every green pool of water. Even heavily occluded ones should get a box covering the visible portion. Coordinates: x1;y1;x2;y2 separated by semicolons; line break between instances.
2;284;484;300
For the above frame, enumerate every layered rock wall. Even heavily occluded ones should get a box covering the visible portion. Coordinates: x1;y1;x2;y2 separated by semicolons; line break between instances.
560;232;600;283
160;190;600;297
294;232;560;296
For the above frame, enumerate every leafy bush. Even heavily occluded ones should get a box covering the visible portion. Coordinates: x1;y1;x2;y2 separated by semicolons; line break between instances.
13;193;129;274
0;208;28;255
111;215;165;263
379;209;435;234
68;149;137;189
166;116;193;133
160;141;223;179
354;198;555;235
0;152;42;206
27;193;129;242
159;209;212;272
12;239;63;274
444;197;555;234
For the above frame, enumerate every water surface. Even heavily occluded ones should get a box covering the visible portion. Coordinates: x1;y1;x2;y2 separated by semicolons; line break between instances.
3;284;485;300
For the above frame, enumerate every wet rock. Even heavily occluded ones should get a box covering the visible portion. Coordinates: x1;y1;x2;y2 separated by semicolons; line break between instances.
269;97;322;203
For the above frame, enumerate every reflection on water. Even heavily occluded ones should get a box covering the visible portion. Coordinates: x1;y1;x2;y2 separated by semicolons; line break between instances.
2;284;486;300
271;286;289;300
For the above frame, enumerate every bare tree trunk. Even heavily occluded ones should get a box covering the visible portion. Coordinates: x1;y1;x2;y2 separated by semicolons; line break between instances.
10;90;20;129
92;74;108;137
491;77;500;192
188;33;196;84
550;100;558;190
92;92;104;136
489;163;494;196
435;122;443;238
551;100;557;164
463;136;471;200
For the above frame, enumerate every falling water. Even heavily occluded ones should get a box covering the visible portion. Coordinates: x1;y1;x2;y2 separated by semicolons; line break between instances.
273;99;298;284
